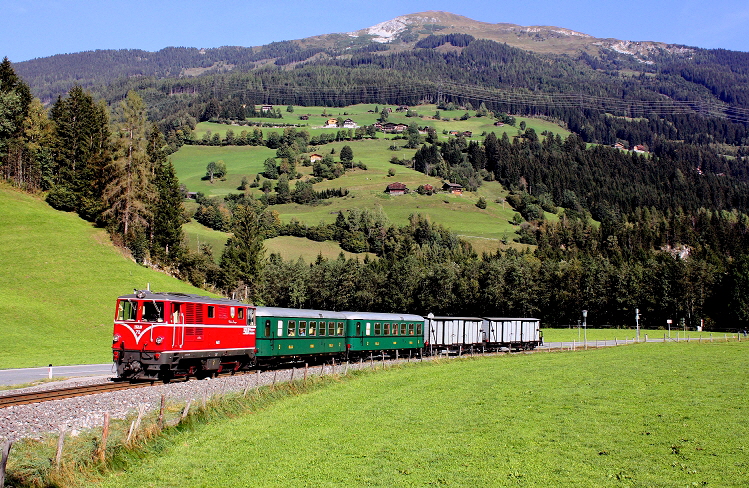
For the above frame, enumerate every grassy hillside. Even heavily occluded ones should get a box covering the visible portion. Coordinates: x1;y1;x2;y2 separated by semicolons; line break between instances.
182;220;374;262
173;107;567;256
97;342;749;487
0;185;210;369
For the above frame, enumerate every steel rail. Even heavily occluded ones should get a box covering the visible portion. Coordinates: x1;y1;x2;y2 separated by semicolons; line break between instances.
0;382;151;408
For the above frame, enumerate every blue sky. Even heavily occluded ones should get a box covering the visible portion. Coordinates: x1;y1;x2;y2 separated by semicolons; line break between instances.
2;0;748;62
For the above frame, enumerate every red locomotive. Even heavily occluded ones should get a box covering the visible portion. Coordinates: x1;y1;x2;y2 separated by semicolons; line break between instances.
112;290;256;381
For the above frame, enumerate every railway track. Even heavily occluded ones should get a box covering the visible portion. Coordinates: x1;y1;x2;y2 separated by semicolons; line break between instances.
0;381;151;408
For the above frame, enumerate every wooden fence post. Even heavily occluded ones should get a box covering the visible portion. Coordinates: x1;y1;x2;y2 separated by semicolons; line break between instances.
0;440;12;487
157;395;166;429
98;412;110;462
304;363;308;384
181;400;192;421
55;426;65;468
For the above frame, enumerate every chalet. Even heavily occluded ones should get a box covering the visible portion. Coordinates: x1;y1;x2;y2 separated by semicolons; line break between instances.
343;118;356;129
385;182;408;195
379;122;407;133
449;130;460;136
261;105;273;112
443;182;463;195
633;145;648;153
423;184;434;193
309;153;324;163
462;131;472;138
613;142;626;150
326;118;338;127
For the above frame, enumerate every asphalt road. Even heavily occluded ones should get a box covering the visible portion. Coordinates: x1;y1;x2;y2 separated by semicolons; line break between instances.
0;363;114;387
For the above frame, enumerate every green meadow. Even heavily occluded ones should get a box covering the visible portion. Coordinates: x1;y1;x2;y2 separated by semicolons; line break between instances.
94;342;748;487
0;185;210;369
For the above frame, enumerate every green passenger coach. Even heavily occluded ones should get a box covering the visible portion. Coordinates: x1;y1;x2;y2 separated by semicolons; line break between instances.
254;307;348;364
341;311;425;358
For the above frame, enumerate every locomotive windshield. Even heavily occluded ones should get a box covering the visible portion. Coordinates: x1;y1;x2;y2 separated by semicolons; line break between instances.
117;300;137;321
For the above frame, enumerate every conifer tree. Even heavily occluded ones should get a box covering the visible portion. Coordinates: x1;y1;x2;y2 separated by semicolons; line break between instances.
103;91;154;259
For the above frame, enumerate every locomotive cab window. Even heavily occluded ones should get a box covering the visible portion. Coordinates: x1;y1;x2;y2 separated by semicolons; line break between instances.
117;300;137;321
207;306;215;319
238;308;245;320
142;301;164;323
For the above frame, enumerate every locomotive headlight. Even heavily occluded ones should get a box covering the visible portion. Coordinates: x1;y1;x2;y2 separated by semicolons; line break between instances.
155;336;164;345
112;333;121;343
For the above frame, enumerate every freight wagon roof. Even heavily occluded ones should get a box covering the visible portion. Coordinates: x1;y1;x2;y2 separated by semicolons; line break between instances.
483;317;540;321
428;316;484;321
254;307;347;319
340;311;425;321
118;291;247;306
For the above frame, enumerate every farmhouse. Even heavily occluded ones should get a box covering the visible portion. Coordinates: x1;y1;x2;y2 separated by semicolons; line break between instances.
385;182;408;195
326;118;338;127
343;118;356;128
261;105;273;112
443;182;463;195
309;153;323;162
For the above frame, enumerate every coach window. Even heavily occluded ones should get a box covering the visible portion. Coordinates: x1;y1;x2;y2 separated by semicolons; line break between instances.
143;301;164;323
319;322;326;336
383;323;390;335
393;324;398;336
277;320;284;337
288;320;296;337
337;322;344;336
400;323;407;336
374;323;381;335
264;320;271;337
299;321;307;336
416;322;423;335
328;322;335;336
356;322;362;336
309;321;317;336
118;300;138;321
408;323;415;335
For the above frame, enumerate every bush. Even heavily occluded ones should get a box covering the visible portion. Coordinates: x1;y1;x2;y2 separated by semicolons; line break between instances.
45;185;77;212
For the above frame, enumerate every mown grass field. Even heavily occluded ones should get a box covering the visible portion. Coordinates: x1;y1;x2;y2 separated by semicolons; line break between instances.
541;328;734;343
0;185;210;369
96;342;748;487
